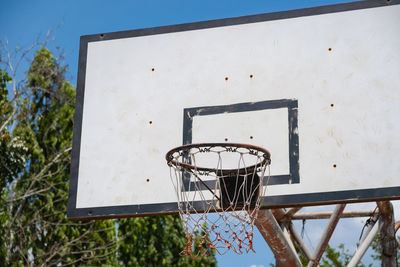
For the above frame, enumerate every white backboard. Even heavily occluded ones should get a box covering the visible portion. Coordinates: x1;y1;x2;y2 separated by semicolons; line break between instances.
68;0;400;219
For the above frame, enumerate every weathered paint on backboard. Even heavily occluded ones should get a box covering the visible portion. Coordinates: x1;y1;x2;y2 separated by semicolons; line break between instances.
68;0;400;219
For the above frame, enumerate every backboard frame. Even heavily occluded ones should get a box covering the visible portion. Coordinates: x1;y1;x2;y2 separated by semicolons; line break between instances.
67;0;400;220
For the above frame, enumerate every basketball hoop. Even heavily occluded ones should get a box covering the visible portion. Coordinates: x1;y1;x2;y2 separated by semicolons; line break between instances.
166;143;271;257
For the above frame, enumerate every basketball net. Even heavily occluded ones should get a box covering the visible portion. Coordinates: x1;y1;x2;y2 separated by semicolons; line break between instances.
166;143;271;257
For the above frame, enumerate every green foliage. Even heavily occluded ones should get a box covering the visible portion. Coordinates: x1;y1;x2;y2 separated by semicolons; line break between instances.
295;239;399;267
0;68;11;104
1;48;118;266
320;244;355;267
0;68;14;265
118;216;217;267
0;182;8;264
0;69;25;189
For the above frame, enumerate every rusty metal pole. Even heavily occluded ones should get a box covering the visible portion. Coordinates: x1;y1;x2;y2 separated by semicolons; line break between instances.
291;210;378;220
282;223;298;255
253;209;302;267
288;222;313;261
376;201;397;267
285;207;302;219
307;204;346;267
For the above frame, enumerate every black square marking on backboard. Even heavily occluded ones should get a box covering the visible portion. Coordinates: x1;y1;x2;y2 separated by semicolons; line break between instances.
182;99;300;191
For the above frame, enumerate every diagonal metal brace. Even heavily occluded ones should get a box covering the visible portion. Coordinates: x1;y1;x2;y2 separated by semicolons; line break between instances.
307;204;346;267
347;215;381;267
288;221;313;262
252;209;302;267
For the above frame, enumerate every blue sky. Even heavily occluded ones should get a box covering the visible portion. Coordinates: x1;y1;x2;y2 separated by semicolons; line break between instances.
2;1;398;266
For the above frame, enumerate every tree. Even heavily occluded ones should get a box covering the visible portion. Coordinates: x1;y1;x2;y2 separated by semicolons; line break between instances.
0;68;25;189
1;45;118;266
0;68;16;265
118;216;217;267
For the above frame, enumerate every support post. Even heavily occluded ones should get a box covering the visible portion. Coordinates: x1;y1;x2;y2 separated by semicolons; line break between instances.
307;204;346;267
288;222;313;261
282;223;298;256
348;217;381;267
376;201;397;267
253;209;302;267
271;208;287;221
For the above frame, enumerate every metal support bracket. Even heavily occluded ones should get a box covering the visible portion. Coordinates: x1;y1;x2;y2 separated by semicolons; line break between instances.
253;209;302;267
376;201;398;267
307;204;346;267
348;215;381;267
262;202;397;266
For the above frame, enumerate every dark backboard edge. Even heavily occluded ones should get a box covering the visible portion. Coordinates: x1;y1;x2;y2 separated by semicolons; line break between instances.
67;0;400;220
67;37;87;218
80;0;399;43
68;186;400;220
